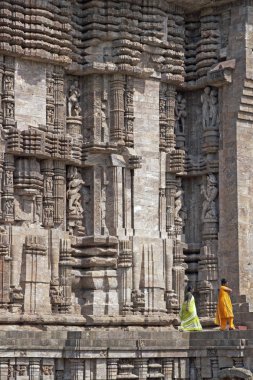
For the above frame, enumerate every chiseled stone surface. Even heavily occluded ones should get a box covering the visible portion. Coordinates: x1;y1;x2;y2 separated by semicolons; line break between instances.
0;0;252;378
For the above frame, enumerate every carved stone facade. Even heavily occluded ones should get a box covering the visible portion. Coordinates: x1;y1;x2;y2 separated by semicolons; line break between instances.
0;0;253;378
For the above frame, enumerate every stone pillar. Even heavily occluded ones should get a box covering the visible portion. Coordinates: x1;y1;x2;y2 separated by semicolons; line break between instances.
29;359;41;380
41;160;54;228
0;230;10;310
0;56;4;127
53;67;65;134
166;85;176;150
134;359;148;380
124;76;134;147
46;73;55;133
53;161;65;226
70;359;84;379
163;359;173;380
2;56;15;132
107;359;118;380
58;238;72;313
118;240;133;314
110;74;125;145
2;154;14;223
0;359;9;380
22;235;51;314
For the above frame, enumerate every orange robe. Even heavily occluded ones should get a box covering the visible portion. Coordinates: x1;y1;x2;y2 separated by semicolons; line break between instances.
215;285;234;326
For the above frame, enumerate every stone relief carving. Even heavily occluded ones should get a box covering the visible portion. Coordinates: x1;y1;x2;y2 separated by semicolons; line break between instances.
68;80;81;117
201;174;218;221
174;186;184;222
175;93;186;134
67;167;84;217
4;75;14;91
101;101;109;142
201;86;219;129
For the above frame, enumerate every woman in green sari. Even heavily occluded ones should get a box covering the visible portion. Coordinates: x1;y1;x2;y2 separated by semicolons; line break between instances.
179;286;202;331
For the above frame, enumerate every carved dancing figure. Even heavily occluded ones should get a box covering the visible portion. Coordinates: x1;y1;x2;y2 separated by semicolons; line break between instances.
174;188;184;222
68;81;81;117
201;174;218;221
67;167;84;216
201;87;211;129
175;93;187;134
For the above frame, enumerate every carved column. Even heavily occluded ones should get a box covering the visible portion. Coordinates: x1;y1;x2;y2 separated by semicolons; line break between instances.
198;172;219;320
53;161;66;226
0;56;4;128
58;238;72;313
166;86;176;150
124;76;134;147
29;359;41;379
41;160;54;228
107;359;118;380
163;359;173;380
159;84;168;151
0;359;9;380
70;360;84;379
2;56;15;131
22;235;51;314
0;230;10;310
118;240;133;315
46;73;55;133
53;67;65;134
134;359;148;380
2;154;14;223
110;74;125;145
0;148;4;221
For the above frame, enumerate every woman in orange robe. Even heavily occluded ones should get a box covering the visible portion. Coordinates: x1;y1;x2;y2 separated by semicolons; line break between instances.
215;278;235;331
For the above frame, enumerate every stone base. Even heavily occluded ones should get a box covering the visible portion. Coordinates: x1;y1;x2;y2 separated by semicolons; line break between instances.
0;329;251;379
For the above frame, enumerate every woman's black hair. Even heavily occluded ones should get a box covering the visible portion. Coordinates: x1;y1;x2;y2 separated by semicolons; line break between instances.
187;285;193;293
221;278;227;285
184;285;193;301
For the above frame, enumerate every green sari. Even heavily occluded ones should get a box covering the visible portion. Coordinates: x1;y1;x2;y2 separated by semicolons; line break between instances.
179;295;202;331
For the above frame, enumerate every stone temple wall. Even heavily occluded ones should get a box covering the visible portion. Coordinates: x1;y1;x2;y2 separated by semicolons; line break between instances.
0;0;252;378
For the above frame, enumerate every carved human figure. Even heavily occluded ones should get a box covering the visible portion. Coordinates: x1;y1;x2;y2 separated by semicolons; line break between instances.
159;98;166;114
210;89;219;128
201;174;218;221
45;177;53;193
68;81;81;117
174;188;184;222
67;167;84;216
201;87;211;129
47;108;54;124
5;199;13;214
6;102;14;118
175;93;187;134
5;171;13;186
4;75;14;91
44;205;54;222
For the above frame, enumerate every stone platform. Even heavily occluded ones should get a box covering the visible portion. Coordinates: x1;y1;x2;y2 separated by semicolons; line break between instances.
0;328;252;379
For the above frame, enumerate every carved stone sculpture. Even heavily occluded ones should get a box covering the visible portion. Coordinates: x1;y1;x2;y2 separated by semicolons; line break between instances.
67;81;81;117
201;87;219;129
174;187;184;222
175;93;187;134
67;167;84;217
201;86;211;129
201;174;218;221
